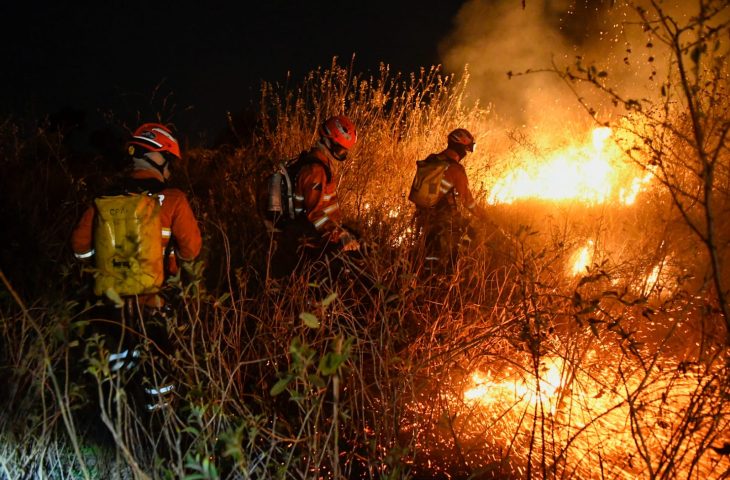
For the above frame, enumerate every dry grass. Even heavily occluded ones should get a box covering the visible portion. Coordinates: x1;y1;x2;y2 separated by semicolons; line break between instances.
1;59;729;479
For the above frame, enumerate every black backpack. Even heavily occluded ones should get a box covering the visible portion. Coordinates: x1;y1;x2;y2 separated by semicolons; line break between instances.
263;153;332;231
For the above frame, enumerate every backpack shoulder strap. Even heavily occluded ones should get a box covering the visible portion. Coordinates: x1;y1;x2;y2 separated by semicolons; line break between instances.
125;177;166;195
417;153;447;167
288;152;332;184
102;177;165;197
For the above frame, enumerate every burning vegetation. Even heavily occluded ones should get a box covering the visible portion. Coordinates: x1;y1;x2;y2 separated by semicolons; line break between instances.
1;1;730;479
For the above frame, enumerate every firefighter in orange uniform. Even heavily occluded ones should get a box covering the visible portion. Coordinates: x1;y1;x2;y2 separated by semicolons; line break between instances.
410;128;482;275
272;115;359;277
71;122;202;414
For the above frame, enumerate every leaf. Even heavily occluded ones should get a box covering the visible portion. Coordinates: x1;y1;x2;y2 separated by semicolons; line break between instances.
319;352;346;376
300;312;320;328
104;288;124;308
321;292;337;307
270;374;294;396
307;374;326;388
182;426;200;436
342;336;355;355
215;292;230;307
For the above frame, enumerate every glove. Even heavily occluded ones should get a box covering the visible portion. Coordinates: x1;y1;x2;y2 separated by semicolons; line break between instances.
339;231;361;252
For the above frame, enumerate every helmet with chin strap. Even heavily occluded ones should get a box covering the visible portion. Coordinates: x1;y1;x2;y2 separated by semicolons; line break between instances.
319;115;357;161
127;123;181;161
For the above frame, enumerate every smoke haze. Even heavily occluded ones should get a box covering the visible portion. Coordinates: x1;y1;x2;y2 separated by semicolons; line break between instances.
439;0;697;132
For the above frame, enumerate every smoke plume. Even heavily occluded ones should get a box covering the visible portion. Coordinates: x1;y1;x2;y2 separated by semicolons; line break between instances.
439;0;697;132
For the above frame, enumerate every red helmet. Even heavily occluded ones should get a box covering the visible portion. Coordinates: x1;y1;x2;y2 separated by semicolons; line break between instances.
319;115;357;151
126;123;181;159
447;128;476;152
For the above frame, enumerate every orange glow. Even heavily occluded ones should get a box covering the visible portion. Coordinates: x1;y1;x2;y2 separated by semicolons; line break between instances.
465;357;565;412
569;240;594;276
636;257;676;297
488;127;650;205
441;353;730;479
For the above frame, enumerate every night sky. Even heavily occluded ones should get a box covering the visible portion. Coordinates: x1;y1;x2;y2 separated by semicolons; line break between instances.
1;2;465;142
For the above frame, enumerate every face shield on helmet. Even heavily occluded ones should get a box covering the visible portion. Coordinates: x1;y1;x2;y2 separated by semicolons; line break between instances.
447;128;476;158
319;115;357;161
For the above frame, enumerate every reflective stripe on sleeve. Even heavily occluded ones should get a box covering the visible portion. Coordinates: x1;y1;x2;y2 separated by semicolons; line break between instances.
439;178;454;194
313;216;329;229
161;228;171;238
323;204;339;215
74;249;95;259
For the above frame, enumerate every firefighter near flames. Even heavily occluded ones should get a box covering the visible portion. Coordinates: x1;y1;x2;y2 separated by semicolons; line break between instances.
409;128;489;276
3;2;730;473
263;114;360;279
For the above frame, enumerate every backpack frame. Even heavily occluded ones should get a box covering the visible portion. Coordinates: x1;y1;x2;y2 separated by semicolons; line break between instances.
264;154;332;229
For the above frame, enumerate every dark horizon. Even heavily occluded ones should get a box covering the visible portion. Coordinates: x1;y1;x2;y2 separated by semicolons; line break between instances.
2;2;465;144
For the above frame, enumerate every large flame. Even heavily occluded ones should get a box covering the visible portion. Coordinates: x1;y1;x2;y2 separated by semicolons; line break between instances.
488;127;651;205
406;352;730;479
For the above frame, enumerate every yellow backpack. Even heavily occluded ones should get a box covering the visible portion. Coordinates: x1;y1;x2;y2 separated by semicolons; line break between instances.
93;193;164;296
408;157;450;208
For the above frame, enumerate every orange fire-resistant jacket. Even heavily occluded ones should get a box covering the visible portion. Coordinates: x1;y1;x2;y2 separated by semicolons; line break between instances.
71;169;202;277
292;146;347;244
429;150;477;211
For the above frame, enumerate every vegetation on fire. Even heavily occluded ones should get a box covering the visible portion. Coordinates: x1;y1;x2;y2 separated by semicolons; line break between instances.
1;2;729;478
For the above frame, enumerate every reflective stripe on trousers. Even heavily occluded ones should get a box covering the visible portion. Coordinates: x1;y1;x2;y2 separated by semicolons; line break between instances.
107;348;142;372
144;383;176;412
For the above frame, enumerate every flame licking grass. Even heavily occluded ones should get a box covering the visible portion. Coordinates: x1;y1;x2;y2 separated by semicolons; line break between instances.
405;351;730;479
464;357;565;414
488;127;651;205
458;353;730;478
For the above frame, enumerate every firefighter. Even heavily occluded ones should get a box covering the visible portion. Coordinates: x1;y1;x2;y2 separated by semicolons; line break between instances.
71;122;202;415
271;114;359;277
409;128;484;275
